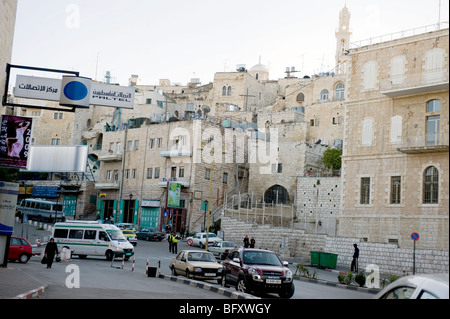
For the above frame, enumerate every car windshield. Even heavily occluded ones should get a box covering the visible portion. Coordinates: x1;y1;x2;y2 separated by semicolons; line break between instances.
107;230;127;241
187;252;216;262
243;251;282;266
223;242;236;247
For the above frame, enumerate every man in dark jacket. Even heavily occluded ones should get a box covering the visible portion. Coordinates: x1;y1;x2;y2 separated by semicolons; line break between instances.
351;244;359;273
44;238;59;269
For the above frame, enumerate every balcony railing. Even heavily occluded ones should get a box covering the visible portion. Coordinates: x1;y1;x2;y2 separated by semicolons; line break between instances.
160;147;193;157
381;69;449;98
397;133;449;153
98;150;123;162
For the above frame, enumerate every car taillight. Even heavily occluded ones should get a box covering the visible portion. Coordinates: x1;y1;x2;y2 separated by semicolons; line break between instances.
225;249;229;253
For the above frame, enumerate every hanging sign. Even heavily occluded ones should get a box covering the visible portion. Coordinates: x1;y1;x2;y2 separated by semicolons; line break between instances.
0;115;33;169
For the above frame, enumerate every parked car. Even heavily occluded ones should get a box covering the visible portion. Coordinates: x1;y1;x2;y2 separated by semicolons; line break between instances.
169;250;224;284
136;228;165;241
208;241;237;260
375;274;449;299
187;232;222;248
8;236;33;263
222;247;295;298
121;229;138;246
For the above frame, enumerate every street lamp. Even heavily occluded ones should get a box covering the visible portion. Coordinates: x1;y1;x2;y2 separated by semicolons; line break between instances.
203;200;208;232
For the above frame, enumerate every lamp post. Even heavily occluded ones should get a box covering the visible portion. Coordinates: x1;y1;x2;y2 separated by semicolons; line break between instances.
203;200;208;232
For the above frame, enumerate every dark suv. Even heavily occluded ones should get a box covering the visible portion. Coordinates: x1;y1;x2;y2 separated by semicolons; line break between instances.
222;247;295;298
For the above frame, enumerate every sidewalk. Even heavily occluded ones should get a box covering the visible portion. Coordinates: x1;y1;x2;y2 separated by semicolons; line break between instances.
0;266;47;299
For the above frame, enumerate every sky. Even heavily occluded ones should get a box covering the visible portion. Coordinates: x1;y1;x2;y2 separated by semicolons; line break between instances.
10;0;449;87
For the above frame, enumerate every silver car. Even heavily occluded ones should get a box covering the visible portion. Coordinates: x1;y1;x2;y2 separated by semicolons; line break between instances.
375;274;449;299
208;241;237;260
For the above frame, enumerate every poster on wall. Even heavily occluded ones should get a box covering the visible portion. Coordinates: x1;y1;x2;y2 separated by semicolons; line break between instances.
167;182;181;208
0;115;33;169
0;182;19;235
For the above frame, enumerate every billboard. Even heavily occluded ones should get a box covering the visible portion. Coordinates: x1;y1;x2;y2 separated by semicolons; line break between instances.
26;145;88;172
0;115;33;169
0;182;19;235
167;182;181;208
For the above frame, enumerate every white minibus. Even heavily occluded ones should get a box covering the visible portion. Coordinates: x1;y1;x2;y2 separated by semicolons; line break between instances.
52;221;134;260
17;198;65;223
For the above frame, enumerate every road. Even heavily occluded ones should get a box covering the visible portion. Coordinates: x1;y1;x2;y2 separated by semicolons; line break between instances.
12;222;372;300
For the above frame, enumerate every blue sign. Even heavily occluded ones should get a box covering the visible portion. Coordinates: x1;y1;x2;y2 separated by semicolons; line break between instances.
411;232;419;241
64;81;88;100
32;186;60;198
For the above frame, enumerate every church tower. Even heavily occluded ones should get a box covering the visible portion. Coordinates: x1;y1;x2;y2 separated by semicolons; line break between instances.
335;5;351;74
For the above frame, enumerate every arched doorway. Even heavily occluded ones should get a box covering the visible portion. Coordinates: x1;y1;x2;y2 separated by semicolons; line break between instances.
264;185;289;204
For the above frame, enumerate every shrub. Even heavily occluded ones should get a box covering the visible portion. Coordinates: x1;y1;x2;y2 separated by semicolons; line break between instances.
355;271;366;287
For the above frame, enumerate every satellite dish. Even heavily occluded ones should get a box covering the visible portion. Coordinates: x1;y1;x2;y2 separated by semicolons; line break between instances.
202;105;211;114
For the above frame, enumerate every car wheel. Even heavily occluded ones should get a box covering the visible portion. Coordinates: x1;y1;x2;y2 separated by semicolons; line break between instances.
221;275;229;288
106;250;114;261
18;253;29;263
200;242;204;249
185;269;191;279
146;236;150;241
171;266;178;276
278;284;295;299
236;278;249;293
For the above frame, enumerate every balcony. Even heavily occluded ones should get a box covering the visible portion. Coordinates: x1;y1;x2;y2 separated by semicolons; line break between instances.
160;147;193;157
381;69;449;98
397;133;449;154
98;150;123;162
158;177;191;188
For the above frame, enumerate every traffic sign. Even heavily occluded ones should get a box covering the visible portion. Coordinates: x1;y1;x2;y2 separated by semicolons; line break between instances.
187;238;193;246
411;232;419;241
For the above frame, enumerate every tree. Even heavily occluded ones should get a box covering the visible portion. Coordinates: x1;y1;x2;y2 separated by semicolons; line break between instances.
322;148;342;171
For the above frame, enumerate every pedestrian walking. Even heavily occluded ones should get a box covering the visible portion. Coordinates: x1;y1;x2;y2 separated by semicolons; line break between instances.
243;235;249;248
250;237;255;248
44;238;59;269
351;243;359;273
168;232;173;252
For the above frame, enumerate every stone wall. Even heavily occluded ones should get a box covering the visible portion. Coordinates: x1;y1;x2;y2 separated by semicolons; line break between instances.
221;215;449;276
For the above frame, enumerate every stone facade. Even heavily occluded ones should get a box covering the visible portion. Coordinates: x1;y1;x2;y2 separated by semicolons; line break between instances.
341;28;449;251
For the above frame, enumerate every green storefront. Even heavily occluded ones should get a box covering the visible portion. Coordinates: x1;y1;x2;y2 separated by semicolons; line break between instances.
140;200;161;229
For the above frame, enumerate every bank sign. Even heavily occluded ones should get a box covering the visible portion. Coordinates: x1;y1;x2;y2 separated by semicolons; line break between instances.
14;75;135;109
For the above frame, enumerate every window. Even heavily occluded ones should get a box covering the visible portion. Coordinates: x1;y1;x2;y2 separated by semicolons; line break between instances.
296;92;305;102
149;138;155;149
157;100;164;108
171;167;177;178
84;230;97;240
157;138;162;148
132;169;137;179
391;56;406;85
390;176;401;204
390;116;402;143
51;138;60;145
125;169;130;179
277;163;283;173
205;168;211;180
179;167;185;178
362;118;374;146
424;48;445;83
113;170;119;182
363;61;377;90
127;141;132;151
154;167;160;179
423;166;438;204
223;172;228;184
335;83;345;100
222;86;227;96
53;112;63;120
427;100;440;113
320;89;329;102
69;229;83;239
107;170;112;180
227;86;232;96
146;98;152;104
360;177;370;204
134;140;139;151
147;168;153;179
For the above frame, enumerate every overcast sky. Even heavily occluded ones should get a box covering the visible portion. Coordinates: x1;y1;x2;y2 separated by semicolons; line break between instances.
10;0;449;86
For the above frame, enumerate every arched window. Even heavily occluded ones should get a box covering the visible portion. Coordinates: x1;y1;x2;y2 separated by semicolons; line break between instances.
264;185;289;204
320;89;329;102
335;83;345;100
423;166;438;204
227;86;232;96
296;92;305;102
222;86;227;96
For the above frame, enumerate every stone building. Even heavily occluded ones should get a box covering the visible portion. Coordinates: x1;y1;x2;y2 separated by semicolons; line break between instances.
341;26;449;251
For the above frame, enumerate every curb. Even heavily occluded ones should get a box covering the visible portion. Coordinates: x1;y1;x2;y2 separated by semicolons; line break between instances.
292;275;380;294
12;285;48;299
158;274;260;299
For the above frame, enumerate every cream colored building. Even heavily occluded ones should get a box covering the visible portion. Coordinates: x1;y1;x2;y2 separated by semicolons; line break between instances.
341;27;449;250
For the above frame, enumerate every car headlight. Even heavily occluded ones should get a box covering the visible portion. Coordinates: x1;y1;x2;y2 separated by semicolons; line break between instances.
193;267;202;273
217;267;223;273
284;269;293;280
249;268;262;281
